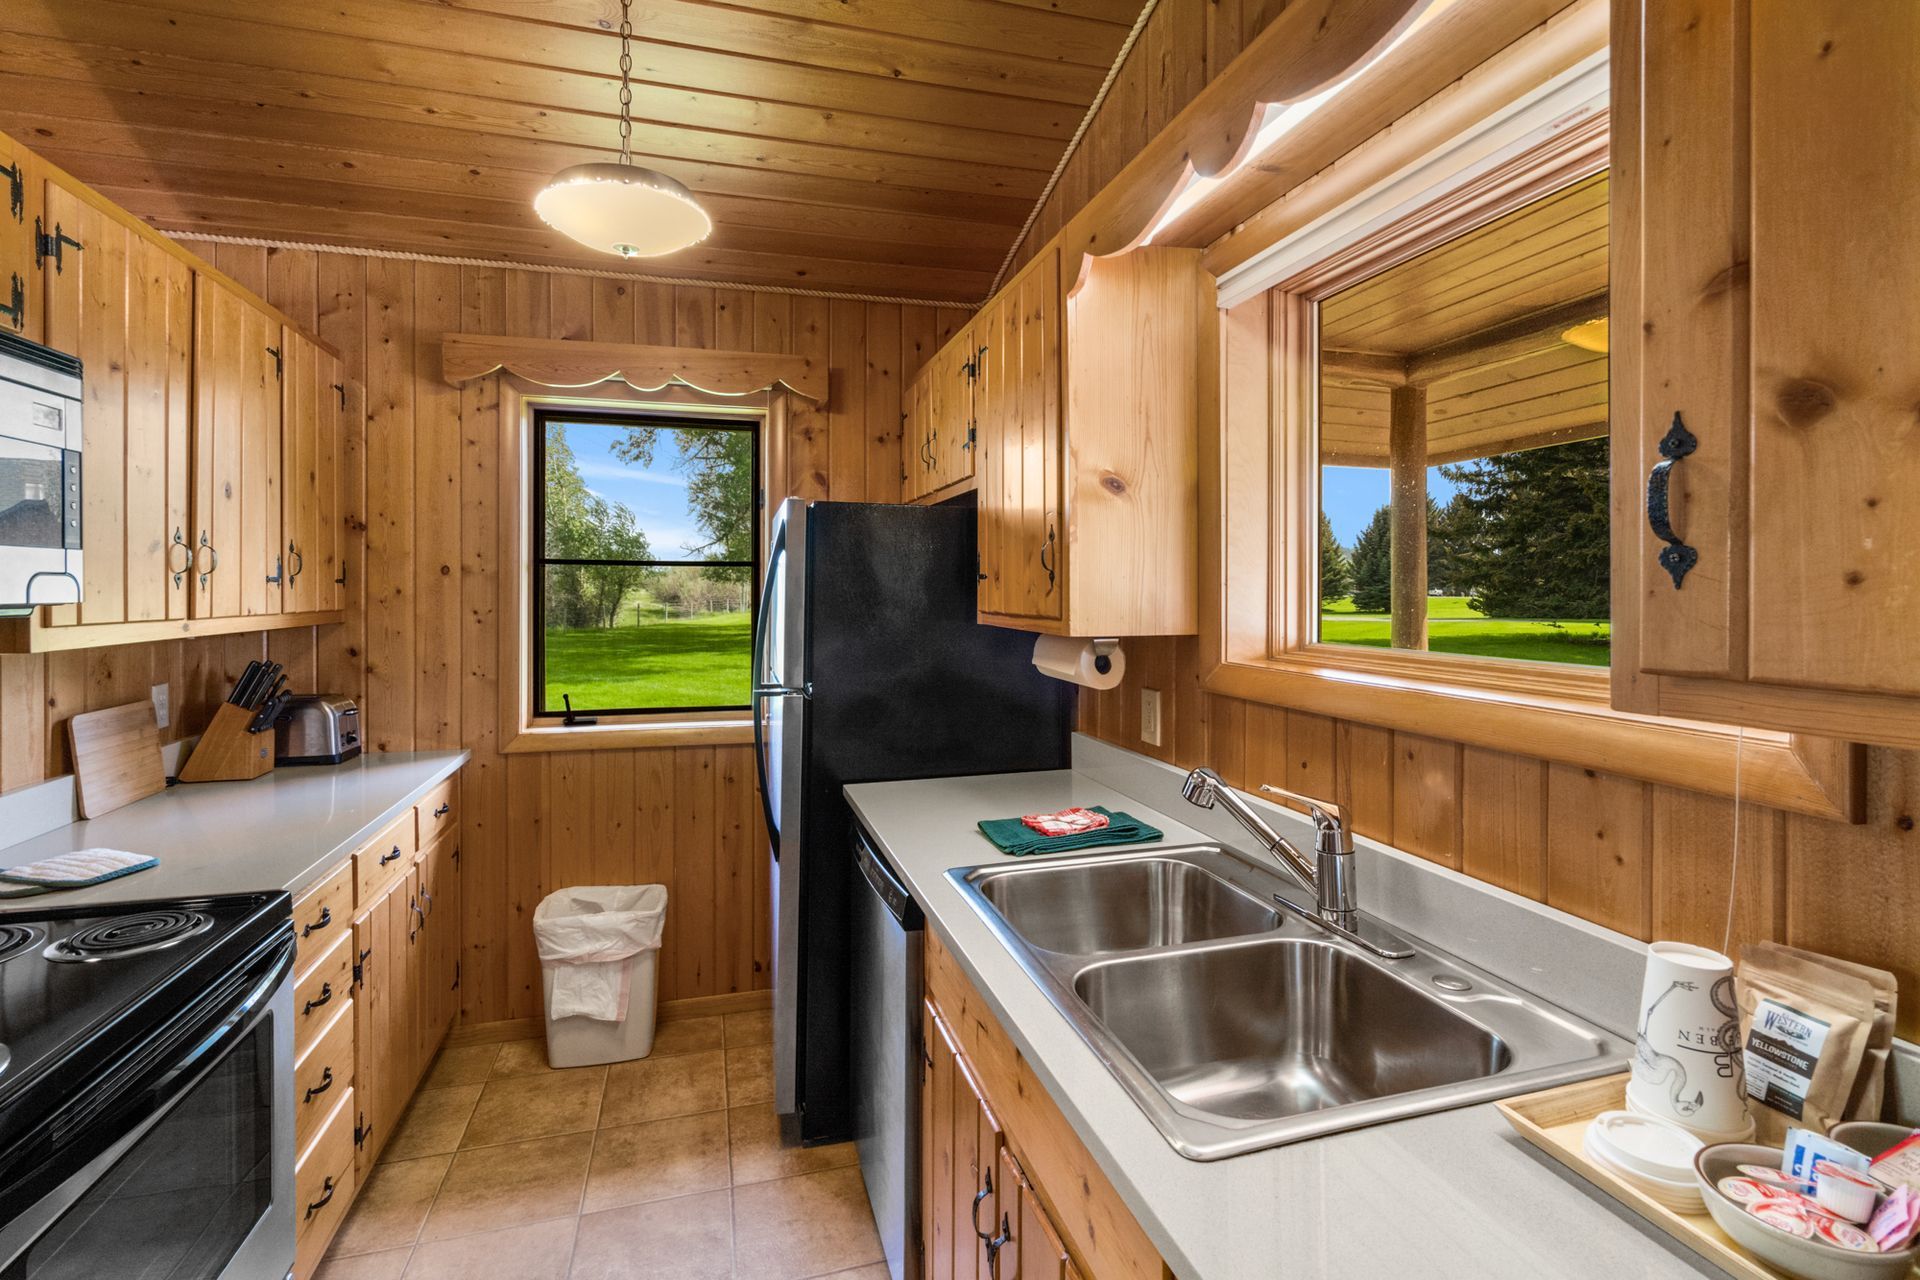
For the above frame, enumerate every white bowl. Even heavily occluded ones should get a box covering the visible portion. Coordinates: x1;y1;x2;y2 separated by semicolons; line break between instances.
1696;1143;1917;1280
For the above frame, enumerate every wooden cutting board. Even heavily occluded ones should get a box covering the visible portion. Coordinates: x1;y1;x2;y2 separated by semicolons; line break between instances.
69;701;167;819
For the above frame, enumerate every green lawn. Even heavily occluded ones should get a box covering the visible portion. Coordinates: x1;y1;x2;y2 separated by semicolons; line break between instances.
544;611;752;711
1320;596;1610;666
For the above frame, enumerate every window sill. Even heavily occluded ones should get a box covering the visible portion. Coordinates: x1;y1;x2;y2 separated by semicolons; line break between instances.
1201;649;1863;822
501;719;756;754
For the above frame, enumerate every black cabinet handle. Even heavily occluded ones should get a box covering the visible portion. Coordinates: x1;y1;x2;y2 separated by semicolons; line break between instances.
289;542;304;582
985;1213;1014;1280
1038;522;1056;591
971;1169;995;1240
433;802;450;818
1645;411;1699;589
305;1176;337;1220
301;906;332;938
302;983;333;1016
303;1066;335;1104
379;846;403;866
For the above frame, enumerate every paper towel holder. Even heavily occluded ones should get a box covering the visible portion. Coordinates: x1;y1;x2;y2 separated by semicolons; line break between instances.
1087;638;1120;676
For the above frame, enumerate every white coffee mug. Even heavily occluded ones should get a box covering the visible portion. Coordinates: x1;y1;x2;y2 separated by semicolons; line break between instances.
1626;941;1754;1141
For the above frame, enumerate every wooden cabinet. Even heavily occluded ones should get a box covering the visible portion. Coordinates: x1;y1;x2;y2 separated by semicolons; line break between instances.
964;242;1206;637
1613;0;1920;748
923;933;1166;1280
976;248;1063;625
906;318;981;502
0;128;349;652
417;830;461;1063
0;135;40;342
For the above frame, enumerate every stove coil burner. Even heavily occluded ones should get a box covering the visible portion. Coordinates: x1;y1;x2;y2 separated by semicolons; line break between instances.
45;910;214;963
0;924;43;966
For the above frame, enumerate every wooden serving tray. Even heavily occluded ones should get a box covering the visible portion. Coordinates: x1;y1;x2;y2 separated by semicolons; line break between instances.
1498;1074;1788;1280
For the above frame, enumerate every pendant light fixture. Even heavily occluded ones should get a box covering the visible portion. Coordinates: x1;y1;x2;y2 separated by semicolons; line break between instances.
534;0;711;258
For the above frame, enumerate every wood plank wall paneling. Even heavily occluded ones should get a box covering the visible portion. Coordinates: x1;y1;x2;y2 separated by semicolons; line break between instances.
1083;637;1920;1038
1006;0;1295;282
227;246;936;1022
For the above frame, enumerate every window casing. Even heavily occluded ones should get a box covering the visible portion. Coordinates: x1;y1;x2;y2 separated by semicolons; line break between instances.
529;408;760;719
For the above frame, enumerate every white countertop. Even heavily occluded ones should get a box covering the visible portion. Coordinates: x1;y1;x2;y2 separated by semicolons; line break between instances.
0;751;469;909
845;766;1719;1280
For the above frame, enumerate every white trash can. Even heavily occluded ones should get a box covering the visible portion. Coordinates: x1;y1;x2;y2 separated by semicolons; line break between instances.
534;884;667;1068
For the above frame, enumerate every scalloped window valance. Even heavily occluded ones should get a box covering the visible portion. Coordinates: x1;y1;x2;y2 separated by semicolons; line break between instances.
439;332;827;403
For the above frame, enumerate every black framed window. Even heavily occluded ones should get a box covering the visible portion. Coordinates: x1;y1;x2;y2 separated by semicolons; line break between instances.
532;410;760;717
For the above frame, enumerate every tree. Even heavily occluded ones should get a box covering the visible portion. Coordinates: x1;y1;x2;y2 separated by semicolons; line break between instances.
1427;493;1483;596
1348;505;1393;613
1438;437;1609;619
543;427;655;629
610;423;754;582
1318;512;1353;603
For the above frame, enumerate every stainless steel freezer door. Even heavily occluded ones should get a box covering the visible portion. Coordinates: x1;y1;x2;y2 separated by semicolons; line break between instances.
766;498;808;1117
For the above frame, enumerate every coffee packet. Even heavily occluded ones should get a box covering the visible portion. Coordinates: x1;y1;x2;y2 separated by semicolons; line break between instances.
1751;943;1897;1122
1737;944;1876;1143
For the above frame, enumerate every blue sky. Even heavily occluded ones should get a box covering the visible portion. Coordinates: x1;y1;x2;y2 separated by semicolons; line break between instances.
1322;465;1462;548
551;421;709;559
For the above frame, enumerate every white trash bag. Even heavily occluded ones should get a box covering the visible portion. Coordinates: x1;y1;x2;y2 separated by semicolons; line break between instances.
533;885;667;1022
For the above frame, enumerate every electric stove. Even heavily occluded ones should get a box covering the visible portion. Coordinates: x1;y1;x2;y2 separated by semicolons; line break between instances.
0;891;296;1279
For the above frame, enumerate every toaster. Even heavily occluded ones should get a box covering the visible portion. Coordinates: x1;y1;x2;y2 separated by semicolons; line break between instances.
275;695;362;765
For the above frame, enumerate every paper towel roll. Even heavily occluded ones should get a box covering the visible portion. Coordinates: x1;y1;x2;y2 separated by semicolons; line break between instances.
1032;636;1125;689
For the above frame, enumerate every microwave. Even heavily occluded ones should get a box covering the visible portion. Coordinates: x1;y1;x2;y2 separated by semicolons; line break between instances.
0;330;82;610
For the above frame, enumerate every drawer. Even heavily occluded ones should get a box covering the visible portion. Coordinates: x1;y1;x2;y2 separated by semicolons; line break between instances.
292;863;352;980
295;932;350;1058
354;810;416;907
295;1092;355;1278
416;776;458;846
293;1000;353;1155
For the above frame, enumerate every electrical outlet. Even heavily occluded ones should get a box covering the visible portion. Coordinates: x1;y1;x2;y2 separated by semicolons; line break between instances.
1140;688;1162;747
150;683;170;730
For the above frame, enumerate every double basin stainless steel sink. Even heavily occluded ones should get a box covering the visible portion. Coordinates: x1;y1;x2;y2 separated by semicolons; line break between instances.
949;845;1627;1160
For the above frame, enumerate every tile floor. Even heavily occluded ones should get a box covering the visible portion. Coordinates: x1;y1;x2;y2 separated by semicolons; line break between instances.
319;1009;887;1280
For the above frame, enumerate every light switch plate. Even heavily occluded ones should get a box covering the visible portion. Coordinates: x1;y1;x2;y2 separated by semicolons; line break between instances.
1140;688;1162;747
150;683;170;730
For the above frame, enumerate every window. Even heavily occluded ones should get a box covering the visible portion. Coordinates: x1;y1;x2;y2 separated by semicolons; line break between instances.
1316;171;1609;668
531;409;759;717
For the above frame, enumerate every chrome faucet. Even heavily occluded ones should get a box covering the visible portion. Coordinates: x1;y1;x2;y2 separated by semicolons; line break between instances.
1181;766;1412;959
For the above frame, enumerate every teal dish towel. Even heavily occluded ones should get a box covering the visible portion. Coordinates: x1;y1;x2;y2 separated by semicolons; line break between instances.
0;849;158;898
977;806;1163;857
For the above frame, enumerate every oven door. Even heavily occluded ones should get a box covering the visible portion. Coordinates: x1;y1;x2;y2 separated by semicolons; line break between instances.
0;930;297;1280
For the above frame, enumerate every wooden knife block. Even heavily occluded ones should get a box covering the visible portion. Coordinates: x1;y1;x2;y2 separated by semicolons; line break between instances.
178;703;276;783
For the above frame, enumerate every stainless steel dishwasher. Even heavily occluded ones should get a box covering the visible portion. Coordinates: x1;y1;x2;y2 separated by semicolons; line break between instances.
850;821;923;1280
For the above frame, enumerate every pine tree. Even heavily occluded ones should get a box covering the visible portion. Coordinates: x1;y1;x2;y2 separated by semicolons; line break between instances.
1427;493;1482;596
1348;505;1393;613
1438;437;1609;619
1318;511;1353;603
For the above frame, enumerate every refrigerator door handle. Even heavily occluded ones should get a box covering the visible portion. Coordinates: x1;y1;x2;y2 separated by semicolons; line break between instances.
752;520;790;853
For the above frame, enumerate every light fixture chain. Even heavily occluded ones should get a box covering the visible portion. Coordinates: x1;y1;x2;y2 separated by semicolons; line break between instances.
617;0;634;166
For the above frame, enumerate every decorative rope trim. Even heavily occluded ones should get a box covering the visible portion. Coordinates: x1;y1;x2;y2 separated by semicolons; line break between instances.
987;0;1162;295
169;231;973;310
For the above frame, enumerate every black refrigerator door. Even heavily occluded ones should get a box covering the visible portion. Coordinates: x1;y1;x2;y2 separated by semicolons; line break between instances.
787;501;1073;1143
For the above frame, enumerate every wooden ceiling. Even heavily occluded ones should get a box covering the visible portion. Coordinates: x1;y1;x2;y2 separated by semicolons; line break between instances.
0;0;1150;302
1320;171;1609;466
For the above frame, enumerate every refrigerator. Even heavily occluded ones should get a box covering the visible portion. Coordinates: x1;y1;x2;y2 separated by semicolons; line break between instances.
753;498;1075;1148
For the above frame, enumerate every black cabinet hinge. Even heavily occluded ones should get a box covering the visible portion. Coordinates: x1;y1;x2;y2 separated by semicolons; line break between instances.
0;273;22;332
266;345;283;379
353;1112;370;1149
332;381;346;409
1;162;21;223
335;557;348;589
452;959;461;991
35;218;81;273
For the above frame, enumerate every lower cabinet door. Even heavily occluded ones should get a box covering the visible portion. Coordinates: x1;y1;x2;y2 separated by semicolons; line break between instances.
994;1148;1077;1280
923;1003;1002;1280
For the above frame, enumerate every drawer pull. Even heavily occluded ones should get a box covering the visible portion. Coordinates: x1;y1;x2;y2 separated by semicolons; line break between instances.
379;846;403;866
301;907;332;938
302;982;334;1017
432;802;450;818
971;1169;995;1240
303;1066;335;1104
304;1176;337;1221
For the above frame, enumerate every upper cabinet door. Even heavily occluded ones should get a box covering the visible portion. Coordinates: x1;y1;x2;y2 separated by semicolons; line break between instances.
1617;0;1920;745
0;137;39;343
193;274;283;620
977;249;1062;624
40;181;191;629
281;327;321;615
